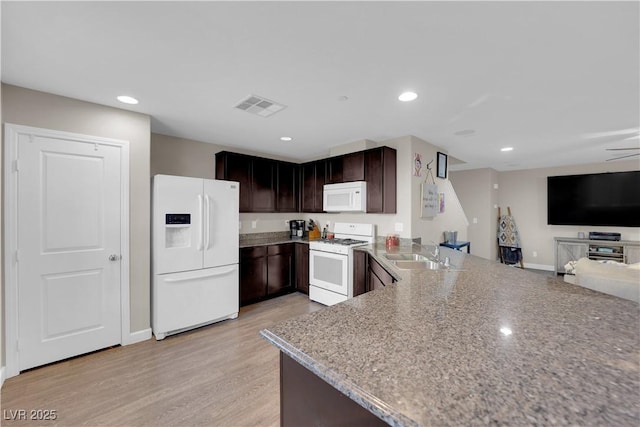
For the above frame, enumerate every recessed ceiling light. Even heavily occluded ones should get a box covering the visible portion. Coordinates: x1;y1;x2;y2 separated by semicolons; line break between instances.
501;147;514;152
117;95;139;105
398;91;418;102
280;136;292;141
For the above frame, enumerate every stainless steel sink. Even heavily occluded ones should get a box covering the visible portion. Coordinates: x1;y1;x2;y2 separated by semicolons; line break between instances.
384;252;461;270
384;253;429;261
392;260;445;270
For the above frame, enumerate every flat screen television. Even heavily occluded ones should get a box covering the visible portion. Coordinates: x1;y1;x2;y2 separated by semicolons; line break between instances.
547;171;640;227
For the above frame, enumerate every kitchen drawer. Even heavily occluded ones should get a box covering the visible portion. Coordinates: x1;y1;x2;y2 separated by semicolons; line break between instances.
241;246;267;258
268;243;294;256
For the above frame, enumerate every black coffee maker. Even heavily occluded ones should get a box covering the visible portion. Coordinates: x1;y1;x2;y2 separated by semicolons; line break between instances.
289;220;305;239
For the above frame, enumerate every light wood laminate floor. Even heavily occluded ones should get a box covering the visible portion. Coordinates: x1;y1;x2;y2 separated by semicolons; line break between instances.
1;293;322;427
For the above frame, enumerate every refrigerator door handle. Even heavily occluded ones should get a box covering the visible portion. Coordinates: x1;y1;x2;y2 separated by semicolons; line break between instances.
163;266;238;282
204;195;211;250
197;194;203;251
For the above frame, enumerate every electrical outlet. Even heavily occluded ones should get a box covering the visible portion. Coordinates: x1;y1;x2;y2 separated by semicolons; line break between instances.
251;220;257;229
473;217;478;224
285;220;290;227
325;221;330;229
394;222;403;232
532;251;538;258
493;183;499;189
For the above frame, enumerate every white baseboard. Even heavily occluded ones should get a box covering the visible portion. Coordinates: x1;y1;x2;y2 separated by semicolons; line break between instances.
523;262;554;272
124;328;152;345
1;366;6;389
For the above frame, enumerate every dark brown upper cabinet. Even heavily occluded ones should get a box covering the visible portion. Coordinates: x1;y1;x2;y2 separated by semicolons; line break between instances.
276;161;299;212
216;152;275;212
301;160;325;213
342;151;365;182
217;151;299;213
365;147;397;213
251;157;276;212
215;151;252;211
325;156;343;184
325;151;365;184
216;146;395;214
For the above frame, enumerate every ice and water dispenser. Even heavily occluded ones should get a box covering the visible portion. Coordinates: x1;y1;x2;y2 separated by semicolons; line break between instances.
165;213;191;248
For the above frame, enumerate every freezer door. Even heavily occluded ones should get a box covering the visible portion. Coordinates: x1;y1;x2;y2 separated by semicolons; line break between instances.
203;179;240;268
153;175;204;274
152;265;239;338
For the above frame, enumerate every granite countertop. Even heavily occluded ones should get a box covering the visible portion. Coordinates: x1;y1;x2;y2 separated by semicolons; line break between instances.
239;231;310;248
260;243;640;426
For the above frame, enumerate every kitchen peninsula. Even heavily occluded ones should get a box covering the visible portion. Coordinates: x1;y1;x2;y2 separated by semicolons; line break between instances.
261;244;640;426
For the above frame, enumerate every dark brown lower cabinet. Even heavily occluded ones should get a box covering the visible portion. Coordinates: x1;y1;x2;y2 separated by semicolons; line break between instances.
367;255;395;291
352;252;396;296
295;243;309;294
239;246;268;305
280;353;387;427
267;244;294;295
240;243;294;306
353;250;367;296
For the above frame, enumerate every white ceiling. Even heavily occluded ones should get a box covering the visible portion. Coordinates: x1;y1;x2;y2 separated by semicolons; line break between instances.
2;1;639;171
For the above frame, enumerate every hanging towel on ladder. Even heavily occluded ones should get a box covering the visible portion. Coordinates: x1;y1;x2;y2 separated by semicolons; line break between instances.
498;214;521;248
498;208;523;266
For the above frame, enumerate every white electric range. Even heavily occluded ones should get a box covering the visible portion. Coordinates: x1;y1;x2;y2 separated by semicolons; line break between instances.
309;222;375;306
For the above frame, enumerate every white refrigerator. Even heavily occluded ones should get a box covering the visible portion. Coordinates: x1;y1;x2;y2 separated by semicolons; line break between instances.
152;174;239;340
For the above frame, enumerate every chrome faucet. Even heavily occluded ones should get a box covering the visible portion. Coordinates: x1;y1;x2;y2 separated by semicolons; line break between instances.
430;241;440;262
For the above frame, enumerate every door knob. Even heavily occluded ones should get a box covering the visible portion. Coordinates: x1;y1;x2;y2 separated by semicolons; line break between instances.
109;254;121;261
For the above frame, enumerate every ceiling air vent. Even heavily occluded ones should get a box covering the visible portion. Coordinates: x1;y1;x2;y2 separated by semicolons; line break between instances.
234;94;286;117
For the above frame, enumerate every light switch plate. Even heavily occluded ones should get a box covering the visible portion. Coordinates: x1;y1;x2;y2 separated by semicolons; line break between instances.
251;220;257;229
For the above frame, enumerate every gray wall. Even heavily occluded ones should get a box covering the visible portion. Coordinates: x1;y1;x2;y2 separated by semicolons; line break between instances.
451;160;640;268
151;132;299;179
449;168;498;261
1;84;152;356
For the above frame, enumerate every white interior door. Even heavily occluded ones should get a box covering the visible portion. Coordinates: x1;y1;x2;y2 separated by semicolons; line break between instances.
17;132;122;371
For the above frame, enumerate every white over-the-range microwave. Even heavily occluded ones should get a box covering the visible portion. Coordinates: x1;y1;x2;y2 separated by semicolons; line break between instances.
323;181;367;212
